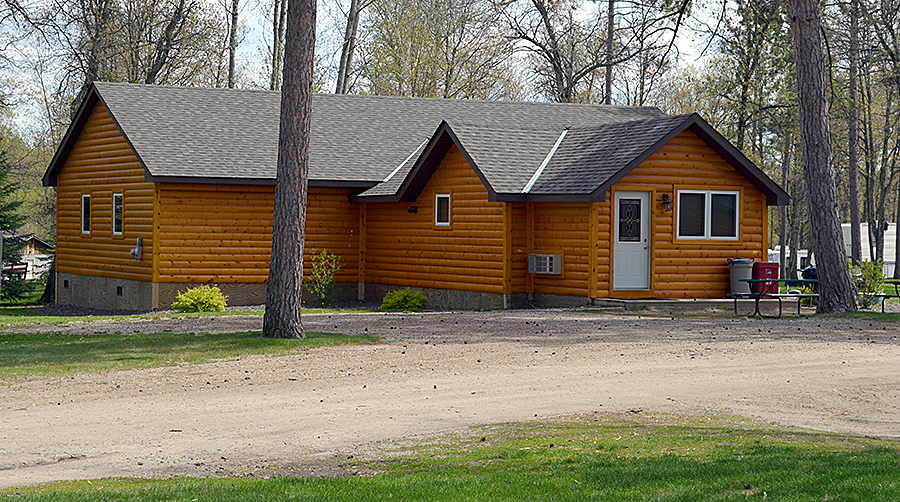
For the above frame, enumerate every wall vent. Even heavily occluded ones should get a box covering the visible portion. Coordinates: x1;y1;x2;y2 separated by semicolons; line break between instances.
528;254;562;275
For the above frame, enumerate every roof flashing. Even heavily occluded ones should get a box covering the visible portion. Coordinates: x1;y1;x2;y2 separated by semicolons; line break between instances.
522;129;567;194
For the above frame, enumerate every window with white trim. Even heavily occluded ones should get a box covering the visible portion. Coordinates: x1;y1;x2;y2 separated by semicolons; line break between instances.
113;193;123;235
435;193;450;226
81;194;91;234
676;190;739;240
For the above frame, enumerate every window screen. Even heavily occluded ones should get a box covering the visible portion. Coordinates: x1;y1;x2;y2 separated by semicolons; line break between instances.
113;193;123;235
710;193;737;238
81;194;91;234
677;192;705;237
435;194;450;226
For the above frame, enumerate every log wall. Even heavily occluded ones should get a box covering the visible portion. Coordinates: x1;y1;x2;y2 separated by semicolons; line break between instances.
156;184;359;284
531;202;593;297
600;129;768;299
363;145;506;293
55;102;155;282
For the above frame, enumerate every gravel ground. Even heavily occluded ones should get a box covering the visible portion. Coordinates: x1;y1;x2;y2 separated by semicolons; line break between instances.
1;307;899;487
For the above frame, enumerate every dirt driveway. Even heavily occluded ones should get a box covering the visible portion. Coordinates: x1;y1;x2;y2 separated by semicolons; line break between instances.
2;309;899;488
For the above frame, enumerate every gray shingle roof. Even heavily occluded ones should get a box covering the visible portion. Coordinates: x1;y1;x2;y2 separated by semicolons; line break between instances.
82;82;665;184
528;114;694;195
44;82;788;205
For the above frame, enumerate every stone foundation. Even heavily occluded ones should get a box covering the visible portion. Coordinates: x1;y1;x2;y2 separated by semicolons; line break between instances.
57;272;156;311
56;272;590;311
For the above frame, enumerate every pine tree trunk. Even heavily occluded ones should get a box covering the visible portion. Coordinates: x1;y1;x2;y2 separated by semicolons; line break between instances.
263;0;316;339
788;0;857;313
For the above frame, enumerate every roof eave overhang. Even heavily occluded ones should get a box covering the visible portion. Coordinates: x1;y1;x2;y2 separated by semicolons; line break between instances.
42;86;101;187
495;193;594;202
588;114;791;206
351;121;498;203
145;174;377;189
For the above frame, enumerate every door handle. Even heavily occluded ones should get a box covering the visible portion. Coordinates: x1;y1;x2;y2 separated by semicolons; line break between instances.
643;245;648;249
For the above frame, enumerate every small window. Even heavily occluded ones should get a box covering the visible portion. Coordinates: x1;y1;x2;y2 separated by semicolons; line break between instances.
81;194;91;234
435;194;450;226
676;190;739;240
113;193;123;235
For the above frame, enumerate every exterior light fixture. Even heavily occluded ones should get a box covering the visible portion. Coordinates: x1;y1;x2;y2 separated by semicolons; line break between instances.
407;206;418;213
660;193;673;212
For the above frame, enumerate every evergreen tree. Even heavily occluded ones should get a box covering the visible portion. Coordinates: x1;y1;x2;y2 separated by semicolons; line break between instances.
0;143;27;302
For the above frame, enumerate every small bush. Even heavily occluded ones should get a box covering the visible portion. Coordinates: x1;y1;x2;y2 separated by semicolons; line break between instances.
307;249;343;306
381;288;428;311
849;259;884;309
172;285;228;313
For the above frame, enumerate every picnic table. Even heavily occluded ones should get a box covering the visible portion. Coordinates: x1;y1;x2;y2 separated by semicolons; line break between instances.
734;278;819;318
880;279;900;312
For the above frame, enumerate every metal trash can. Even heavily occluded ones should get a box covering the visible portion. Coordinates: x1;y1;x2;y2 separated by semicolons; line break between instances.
752;261;780;294
728;258;754;294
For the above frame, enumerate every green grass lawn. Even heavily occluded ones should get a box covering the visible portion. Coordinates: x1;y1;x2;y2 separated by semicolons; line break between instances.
0;306;384;328
3;413;898;501
0;331;379;378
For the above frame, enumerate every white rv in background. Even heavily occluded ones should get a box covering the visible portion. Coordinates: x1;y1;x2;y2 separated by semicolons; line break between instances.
840;223;896;277
769;223;896;279
768;246;815;280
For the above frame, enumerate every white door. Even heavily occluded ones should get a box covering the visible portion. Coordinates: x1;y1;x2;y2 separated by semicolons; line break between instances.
614;191;650;290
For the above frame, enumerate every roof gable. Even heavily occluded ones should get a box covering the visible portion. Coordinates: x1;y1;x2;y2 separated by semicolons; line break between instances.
356;114;789;205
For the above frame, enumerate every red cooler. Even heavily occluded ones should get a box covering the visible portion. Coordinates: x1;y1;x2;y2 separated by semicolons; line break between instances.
752;262;779;294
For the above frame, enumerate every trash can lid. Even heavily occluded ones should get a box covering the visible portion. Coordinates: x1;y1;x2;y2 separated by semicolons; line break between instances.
728;258;754;265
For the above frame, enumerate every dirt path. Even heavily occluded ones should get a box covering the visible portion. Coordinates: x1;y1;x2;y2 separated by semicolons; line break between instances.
2;310;899;488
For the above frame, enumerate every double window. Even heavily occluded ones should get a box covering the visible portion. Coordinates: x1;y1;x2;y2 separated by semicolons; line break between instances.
81;193;124;235
677;190;739;240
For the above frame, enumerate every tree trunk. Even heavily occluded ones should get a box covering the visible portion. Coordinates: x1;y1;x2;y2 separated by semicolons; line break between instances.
895;189;900;279
262;0;316;339
41;259;55;304
604;0;614;104
780;132;791;280
848;0;861;265
335;0;361;94
788;0;857;313
270;0;289;90
228;0;239;88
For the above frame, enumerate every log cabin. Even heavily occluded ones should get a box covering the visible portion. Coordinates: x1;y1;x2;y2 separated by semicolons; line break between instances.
43;82;789;310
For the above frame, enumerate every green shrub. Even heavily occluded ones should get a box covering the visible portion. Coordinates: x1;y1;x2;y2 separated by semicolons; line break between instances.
381;288;428;311
307;249;343;306
172;285;228;312
849;259;884;309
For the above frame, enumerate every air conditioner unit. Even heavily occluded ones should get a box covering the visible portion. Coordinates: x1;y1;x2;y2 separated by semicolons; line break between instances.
528;254;562;275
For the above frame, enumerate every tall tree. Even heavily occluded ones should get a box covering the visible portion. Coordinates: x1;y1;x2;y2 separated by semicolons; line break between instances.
847;0;862;265
263;0;316;338
269;0;288;89
788;0;857;312
0;142;28;302
228;0;238;87
361;0;519;99
334;0;367;94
